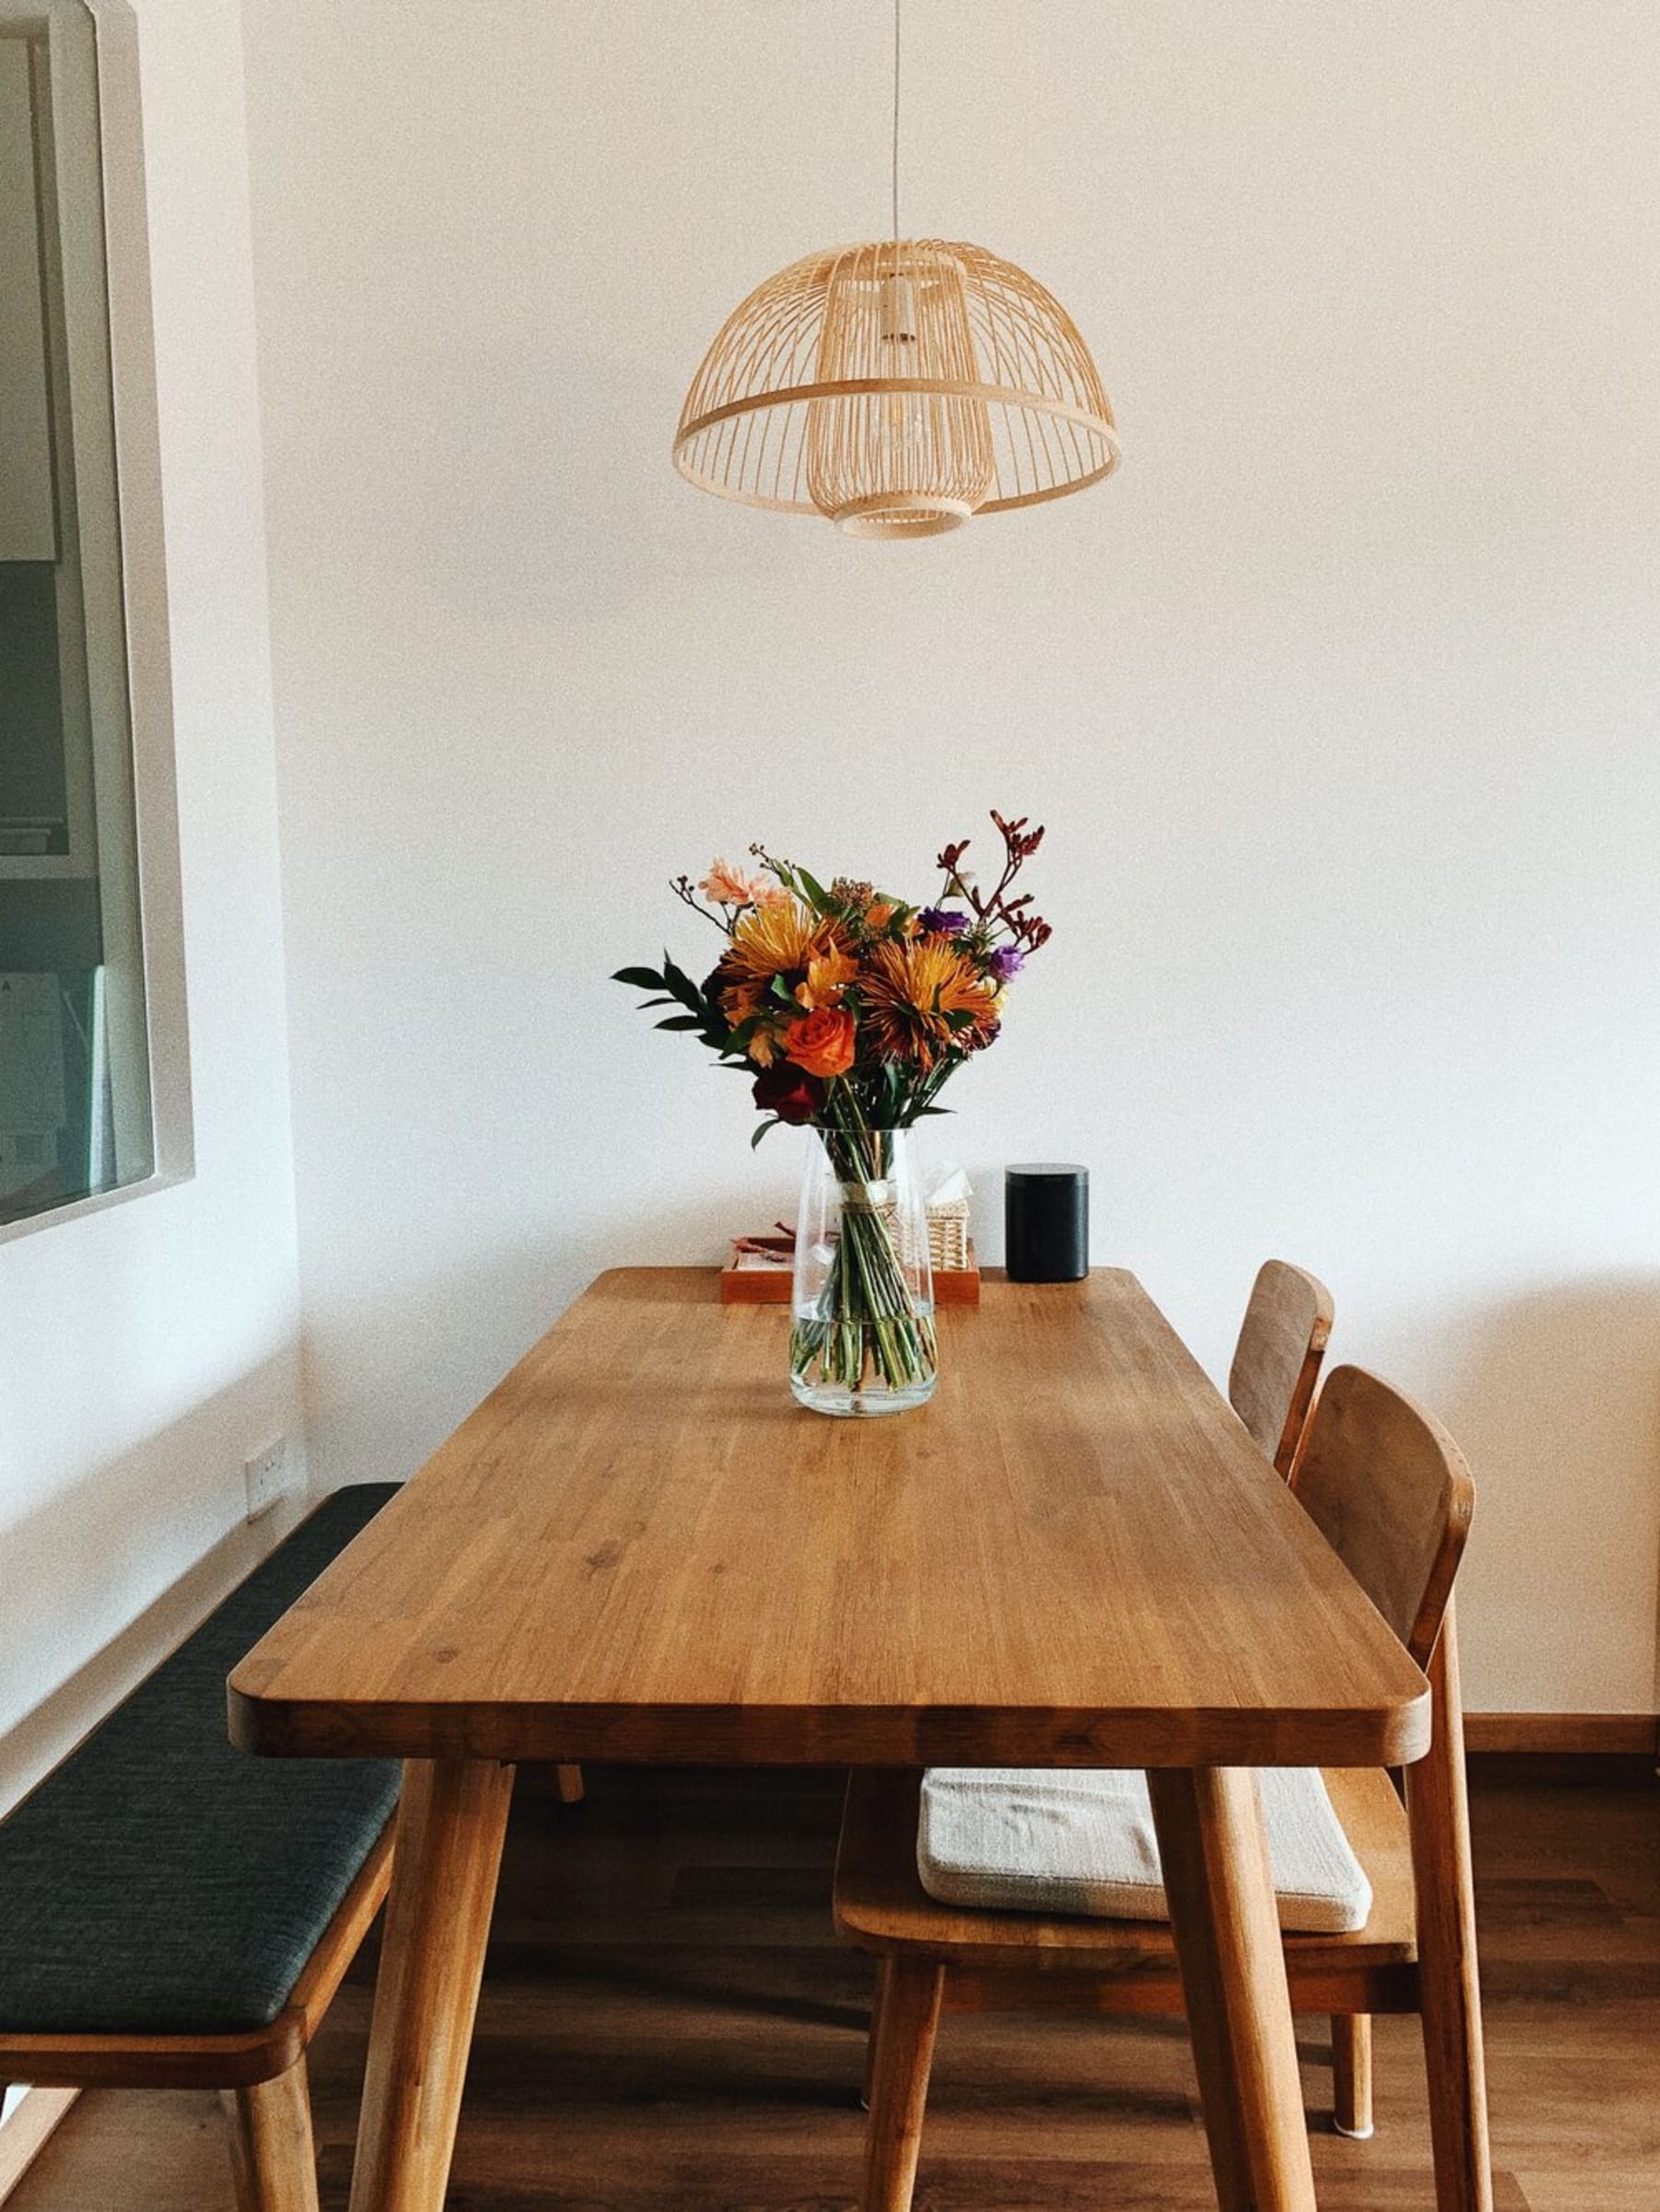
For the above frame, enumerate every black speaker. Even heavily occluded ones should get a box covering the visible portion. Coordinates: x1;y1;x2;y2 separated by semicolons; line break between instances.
1003;1164;1089;1283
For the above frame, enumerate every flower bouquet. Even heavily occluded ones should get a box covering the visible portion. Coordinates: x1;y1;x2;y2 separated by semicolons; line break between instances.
614;811;1049;1414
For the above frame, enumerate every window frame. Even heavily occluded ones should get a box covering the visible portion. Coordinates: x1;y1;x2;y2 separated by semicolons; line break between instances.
0;0;192;1247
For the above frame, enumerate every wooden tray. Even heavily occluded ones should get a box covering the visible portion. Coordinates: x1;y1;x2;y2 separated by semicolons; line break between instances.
720;1239;980;1306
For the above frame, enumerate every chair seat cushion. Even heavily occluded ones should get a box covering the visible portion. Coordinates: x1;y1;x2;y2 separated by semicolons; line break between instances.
918;1766;1373;1934
0;1485;401;2037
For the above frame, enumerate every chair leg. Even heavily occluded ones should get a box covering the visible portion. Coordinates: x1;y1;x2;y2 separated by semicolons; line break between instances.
554;1763;586;1804
860;1958;943;2212
1332;2014;1374;2138
223;2058;320;2212
861;1956;892;2111
1405;1603;1494;2212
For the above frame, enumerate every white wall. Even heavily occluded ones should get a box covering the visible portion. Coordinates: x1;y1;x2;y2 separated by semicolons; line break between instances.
0;0;303;1811
241;0;1660;1717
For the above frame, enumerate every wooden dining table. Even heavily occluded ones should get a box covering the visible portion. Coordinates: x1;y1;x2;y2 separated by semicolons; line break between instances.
229;1266;1430;2212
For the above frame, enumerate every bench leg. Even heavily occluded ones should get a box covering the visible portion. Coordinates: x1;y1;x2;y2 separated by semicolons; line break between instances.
223;2058;319;2212
554;1762;586;1804
1147;1766;1319;2212
348;1757;516;2212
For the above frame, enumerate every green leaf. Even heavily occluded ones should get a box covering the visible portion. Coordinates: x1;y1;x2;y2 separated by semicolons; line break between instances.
751;1115;782;1149
660;953;706;1014
796;867;836;917
612;965;664;989
654;1015;705;1031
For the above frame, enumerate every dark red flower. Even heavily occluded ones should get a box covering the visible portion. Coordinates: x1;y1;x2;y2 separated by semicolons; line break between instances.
753;1061;825;1124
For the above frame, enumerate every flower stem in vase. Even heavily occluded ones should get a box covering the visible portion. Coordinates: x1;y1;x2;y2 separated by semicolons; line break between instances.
789;1111;936;1416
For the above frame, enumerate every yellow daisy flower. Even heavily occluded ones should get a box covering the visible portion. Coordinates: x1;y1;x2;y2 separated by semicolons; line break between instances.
725;899;830;980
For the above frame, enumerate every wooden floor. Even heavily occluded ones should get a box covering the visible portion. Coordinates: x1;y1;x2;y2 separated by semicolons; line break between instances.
12;1757;1657;2209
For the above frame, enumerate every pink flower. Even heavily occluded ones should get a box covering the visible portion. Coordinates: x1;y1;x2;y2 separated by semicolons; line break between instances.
699;857;791;910
700;857;760;905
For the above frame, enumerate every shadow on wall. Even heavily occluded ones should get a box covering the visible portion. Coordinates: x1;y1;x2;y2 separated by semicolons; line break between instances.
0;1356;309;1813
1432;1275;1660;1717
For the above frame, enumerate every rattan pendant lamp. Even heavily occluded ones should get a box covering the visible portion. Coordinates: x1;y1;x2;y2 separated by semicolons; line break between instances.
673;0;1120;539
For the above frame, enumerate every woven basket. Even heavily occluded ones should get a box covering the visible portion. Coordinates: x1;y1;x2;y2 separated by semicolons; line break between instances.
927;1199;972;1273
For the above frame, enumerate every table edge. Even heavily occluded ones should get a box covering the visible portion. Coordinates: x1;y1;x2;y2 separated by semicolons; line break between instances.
227;1681;1432;1769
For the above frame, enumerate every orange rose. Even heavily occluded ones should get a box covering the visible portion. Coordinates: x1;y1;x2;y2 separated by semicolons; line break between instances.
785;1006;857;1079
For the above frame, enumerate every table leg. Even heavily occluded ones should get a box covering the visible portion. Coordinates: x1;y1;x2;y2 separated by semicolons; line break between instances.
1147;1767;1318;2212
348;1757;516;2212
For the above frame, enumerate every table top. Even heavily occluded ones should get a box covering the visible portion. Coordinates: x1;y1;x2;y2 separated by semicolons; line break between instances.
228;1269;1429;1769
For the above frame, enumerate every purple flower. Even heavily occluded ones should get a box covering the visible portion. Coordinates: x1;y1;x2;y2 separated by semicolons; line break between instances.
919;907;968;935
989;945;1026;982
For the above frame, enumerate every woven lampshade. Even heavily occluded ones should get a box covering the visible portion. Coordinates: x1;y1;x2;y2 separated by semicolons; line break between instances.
674;239;1120;539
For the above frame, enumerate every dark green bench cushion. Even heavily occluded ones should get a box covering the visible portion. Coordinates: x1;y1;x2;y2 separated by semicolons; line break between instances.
0;1485;401;2036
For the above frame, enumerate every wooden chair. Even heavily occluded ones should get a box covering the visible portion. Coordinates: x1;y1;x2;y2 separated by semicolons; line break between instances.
1228;1259;1334;1479
1229;1256;1364;2124
836;1366;1490;2212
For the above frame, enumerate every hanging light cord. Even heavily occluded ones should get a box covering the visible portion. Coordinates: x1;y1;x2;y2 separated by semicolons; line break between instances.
891;0;902;242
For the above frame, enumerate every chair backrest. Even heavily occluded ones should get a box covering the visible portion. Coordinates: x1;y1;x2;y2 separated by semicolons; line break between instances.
1227;1260;1334;1479
1291;1365;1475;1669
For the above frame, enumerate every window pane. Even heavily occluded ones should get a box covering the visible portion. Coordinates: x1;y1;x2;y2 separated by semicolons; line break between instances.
0;4;154;1226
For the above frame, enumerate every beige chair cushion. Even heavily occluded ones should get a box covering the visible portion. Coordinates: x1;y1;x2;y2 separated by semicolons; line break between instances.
918;1766;1373;1934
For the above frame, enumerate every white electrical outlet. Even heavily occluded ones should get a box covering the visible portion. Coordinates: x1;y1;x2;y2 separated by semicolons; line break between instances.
244;1436;292;1521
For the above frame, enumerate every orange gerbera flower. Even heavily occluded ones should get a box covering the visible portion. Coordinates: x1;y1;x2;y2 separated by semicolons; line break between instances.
859;934;1001;1068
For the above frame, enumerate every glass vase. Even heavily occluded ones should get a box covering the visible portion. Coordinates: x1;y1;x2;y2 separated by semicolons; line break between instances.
790;1123;937;1416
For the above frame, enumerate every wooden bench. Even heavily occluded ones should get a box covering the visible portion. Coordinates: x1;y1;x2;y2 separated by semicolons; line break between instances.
0;1486;401;2211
